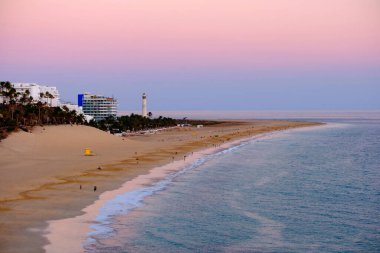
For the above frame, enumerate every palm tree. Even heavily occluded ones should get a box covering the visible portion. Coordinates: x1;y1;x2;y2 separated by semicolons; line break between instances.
49;93;55;106
1;81;12;104
21;89;33;105
39;92;46;105
37;101;43;124
0;82;6;102
45;91;50;105
45;91;54;106
0;81;5;91
19;90;29;105
62;105;69;113
7;88;19;120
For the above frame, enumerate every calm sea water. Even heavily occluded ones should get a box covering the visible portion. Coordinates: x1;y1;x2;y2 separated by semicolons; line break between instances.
84;120;380;253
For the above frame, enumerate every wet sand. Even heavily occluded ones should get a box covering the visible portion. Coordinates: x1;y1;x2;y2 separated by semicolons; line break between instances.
0;120;321;253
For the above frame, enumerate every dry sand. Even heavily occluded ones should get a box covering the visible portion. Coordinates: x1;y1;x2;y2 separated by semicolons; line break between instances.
0;120;320;253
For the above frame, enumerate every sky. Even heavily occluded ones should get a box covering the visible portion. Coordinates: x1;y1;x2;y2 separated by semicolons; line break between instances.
0;0;379;111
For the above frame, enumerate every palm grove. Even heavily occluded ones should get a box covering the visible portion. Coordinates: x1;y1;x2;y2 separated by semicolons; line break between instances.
0;81;177;140
0;81;86;139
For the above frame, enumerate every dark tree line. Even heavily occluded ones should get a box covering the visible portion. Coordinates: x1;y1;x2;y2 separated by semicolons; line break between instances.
89;113;177;133
0;81;85;139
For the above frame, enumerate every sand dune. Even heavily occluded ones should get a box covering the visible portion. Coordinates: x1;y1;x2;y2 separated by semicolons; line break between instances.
0;125;137;201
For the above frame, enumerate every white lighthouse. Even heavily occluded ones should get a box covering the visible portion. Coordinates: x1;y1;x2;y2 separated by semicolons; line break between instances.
142;93;147;117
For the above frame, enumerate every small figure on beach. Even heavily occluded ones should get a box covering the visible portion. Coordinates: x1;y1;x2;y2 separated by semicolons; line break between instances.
97;166;102;170
94;186;97;191
80;184;82;190
184;155;187;161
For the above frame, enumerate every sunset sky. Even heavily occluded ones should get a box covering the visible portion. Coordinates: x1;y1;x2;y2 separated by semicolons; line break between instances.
1;0;379;111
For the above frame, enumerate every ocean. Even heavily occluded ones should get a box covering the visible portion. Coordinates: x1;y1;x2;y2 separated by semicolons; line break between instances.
83;119;380;253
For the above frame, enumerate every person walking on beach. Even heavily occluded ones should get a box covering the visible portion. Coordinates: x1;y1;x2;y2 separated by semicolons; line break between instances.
94;186;97;192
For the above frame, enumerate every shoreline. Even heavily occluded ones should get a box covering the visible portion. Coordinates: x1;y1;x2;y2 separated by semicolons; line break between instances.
44;123;327;253
44;132;261;253
43;133;251;253
0;120;322;253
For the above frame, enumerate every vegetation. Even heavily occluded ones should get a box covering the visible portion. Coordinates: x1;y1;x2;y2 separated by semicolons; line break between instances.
0;81;85;140
185;119;223;126
88;113;177;133
1;81;220;140
88;116;223;134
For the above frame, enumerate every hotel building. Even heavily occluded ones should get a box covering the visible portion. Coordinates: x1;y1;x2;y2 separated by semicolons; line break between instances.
0;83;60;106
78;92;117;121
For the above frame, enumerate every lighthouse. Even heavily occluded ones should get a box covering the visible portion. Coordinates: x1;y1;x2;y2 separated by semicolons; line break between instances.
142;93;147;117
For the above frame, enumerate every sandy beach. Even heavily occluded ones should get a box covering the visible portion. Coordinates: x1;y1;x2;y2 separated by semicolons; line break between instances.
0;120;320;253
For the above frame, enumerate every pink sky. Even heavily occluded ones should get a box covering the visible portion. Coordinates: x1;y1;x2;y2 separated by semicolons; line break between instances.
1;0;379;69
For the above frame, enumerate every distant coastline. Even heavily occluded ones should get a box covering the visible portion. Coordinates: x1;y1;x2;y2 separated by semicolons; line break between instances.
121;110;380;120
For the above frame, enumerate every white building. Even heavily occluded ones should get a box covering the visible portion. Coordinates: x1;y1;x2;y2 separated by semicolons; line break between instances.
60;102;93;122
78;92;117;121
142;93;147;117
0;83;60;106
